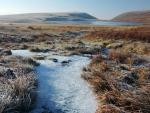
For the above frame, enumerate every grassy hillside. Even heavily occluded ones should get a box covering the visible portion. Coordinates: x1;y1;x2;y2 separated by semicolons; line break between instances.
112;10;150;24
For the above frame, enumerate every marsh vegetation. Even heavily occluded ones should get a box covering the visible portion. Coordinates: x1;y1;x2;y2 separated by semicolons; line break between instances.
0;24;149;113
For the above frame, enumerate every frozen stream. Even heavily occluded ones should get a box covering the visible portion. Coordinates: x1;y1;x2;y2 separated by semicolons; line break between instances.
11;50;97;113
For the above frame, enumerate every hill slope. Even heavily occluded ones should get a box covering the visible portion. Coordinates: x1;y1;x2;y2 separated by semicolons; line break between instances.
0;13;97;23
112;10;150;24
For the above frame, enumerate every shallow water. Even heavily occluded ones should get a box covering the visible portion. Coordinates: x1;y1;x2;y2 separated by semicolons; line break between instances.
92;20;141;26
11;50;97;113
46;20;141;26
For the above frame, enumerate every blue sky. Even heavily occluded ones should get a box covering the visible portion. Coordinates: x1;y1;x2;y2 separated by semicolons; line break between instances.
0;0;150;19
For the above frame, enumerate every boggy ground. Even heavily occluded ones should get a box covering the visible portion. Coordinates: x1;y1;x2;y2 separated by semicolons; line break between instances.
82;50;150;113
0;24;150;56
0;23;150;113
81;27;150;113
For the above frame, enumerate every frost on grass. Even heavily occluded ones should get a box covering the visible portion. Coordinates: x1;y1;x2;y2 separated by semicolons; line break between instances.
82;50;150;113
0;55;37;113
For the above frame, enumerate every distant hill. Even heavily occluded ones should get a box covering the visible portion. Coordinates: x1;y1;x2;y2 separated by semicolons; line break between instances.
0;13;97;23
112;10;150;24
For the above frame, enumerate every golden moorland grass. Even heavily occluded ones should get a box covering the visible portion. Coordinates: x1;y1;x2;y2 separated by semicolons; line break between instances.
82;50;150;113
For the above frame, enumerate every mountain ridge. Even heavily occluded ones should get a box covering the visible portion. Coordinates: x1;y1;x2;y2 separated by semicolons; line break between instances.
0;12;98;23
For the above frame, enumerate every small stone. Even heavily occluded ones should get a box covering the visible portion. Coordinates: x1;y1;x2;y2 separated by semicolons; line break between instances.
52;59;58;62
61;60;72;66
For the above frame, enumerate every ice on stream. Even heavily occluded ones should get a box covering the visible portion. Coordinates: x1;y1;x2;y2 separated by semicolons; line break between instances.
11;50;97;113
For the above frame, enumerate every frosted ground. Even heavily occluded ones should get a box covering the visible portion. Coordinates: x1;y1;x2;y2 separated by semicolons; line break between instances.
12;50;97;113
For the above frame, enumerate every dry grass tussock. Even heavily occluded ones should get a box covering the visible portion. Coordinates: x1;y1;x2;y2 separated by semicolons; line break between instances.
120;42;150;55
0;56;38;113
0;74;36;113
84;26;150;42
82;50;150;113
